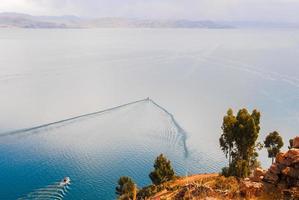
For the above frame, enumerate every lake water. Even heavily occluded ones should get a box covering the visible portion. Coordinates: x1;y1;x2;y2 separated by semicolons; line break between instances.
0;28;299;199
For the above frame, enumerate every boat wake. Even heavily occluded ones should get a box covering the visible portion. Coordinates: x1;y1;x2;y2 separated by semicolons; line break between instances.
0;99;148;137
17;179;70;200
0;98;189;157
149;99;188;157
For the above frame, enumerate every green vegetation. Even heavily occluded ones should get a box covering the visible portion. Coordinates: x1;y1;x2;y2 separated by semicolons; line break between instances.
116;176;137;200
116;107;297;199
137;184;165;199
116;154;175;199
220;108;261;178
149;154;175;185
264;131;284;163
289;138;294;149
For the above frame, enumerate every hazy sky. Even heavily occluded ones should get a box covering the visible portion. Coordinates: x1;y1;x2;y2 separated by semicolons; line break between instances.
0;0;299;22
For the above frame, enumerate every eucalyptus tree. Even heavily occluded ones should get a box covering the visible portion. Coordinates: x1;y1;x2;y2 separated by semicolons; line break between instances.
220;108;261;178
264;131;284;163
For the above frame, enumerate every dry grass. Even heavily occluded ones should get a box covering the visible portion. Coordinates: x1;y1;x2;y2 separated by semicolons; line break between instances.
140;174;285;200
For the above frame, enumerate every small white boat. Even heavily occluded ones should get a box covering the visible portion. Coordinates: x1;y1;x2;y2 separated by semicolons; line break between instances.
60;177;71;186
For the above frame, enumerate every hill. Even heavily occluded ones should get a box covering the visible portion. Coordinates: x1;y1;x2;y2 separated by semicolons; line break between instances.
0;12;231;29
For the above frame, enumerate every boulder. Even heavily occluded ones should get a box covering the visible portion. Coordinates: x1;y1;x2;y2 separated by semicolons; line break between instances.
282;167;291;176
276;152;285;164
286;177;299;187
292;156;299;165
264;144;299;188
254;168;266;177
293;136;299;148
251;168;266;182
269;164;280;174
293;163;299;169
277;163;287;174
282;149;299;166
240;180;264;198
263;171;279;183
283;187;299;199
284;148;299;160
282;167;299;179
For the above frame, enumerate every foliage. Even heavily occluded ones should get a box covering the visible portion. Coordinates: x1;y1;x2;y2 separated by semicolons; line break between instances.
264;131;284;163
116;176;136;200
234;159;250;178
289;138;294;149
219;108;237;165
221;167;230;177
219;108;261;178
137;184;165;199
149;154;175;185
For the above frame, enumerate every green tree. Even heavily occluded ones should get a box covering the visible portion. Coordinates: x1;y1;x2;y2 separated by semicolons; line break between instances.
220;108;237;165
289;138;294;149
219;108;261;178
149;154;175;185
116;176;137;200
264;131;284;163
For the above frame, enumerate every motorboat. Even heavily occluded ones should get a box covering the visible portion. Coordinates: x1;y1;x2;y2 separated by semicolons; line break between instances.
60;177;71;186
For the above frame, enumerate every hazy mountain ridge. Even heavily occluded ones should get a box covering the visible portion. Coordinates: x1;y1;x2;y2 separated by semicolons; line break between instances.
0;12;231;29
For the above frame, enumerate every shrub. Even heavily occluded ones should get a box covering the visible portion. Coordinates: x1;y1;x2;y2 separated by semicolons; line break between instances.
149;154;175;185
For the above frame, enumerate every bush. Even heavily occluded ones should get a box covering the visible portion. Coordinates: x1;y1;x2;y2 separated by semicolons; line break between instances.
149;154;175;185
221;167;230;177
116;176;136;200
137;184;166;199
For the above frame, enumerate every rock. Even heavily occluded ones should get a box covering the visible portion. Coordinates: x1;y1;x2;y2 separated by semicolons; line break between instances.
293;136;299;148
286;177;299;187
269;164;280;174
281;149;299;166
292;156;299;165
283;187;299;199
251;168;266;182
276;152;285;164
264;144;299;188
282;167;290;176
282;167;299;179
240;180;264;198
277;182;288;190
254;168;266;177
281;158;292;166
276;163;287;174
251;176;264;182
284;148;299;160
263;171;279;183
294;163;299;169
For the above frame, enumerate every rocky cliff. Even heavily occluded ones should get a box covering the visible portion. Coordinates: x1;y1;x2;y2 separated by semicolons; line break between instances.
263;136;299;198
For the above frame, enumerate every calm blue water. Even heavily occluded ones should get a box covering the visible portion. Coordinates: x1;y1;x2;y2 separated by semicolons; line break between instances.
0;99;218;199
0;28;299;199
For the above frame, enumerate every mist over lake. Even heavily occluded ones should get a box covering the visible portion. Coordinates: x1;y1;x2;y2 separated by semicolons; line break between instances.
0;28;299;199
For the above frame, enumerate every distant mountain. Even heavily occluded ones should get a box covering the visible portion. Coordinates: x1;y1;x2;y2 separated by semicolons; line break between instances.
0;12;69;28
221;20;299;29
0;12;232;29
1;12;298;29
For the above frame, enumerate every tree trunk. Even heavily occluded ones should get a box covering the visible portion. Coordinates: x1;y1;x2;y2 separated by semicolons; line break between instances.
229;146;234;165
132;184;137;200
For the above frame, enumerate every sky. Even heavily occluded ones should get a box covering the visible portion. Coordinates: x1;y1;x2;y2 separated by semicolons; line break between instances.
0;0;299;22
